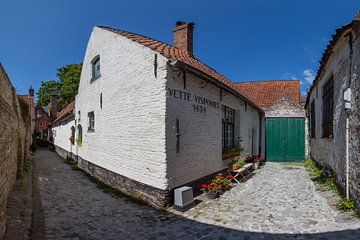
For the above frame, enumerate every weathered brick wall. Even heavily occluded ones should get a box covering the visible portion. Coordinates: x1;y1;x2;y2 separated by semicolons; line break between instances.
265;95;305;118
349;26;360;209
0;64;30;237
307;26;360;209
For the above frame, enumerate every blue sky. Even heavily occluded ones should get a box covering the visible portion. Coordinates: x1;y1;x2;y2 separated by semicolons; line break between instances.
1;0;359;98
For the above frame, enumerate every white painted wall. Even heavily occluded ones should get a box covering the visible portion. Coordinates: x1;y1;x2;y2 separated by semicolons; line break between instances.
54;26;263;193
75;27;168;190
166;67;261;189
52;118;76;155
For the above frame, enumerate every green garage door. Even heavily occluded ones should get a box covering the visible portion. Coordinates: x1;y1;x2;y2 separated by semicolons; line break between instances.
266;117;305;162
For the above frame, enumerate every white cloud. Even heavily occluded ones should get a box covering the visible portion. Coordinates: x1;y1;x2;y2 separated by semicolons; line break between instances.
303;69;315;84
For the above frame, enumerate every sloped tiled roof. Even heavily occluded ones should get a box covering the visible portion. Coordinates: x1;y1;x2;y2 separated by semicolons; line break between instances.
235;80;301;108
97;26;261;111
53;101;75;123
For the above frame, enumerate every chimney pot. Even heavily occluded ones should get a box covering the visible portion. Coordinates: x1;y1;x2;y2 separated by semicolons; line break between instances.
29;86;34;97
173;21;195;54
50;93;58;119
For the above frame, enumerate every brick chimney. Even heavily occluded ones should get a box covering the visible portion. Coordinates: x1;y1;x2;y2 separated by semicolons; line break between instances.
28;86;34;97
173;21;195;54
50;93;58;119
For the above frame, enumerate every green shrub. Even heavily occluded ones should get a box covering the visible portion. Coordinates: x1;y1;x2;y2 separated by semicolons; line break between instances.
304;159;322;177
304;159;340;195
18;97;29;123
336;198;355;211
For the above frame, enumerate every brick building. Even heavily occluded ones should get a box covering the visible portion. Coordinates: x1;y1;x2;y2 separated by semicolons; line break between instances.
51;22;265;207
18;86;35;140
306;12;360;209
34;93;58;145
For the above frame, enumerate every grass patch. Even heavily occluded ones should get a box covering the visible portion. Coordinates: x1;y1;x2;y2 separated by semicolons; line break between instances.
304;159;357;212
71;165;81;171
336;198;355;212
304;159;339;194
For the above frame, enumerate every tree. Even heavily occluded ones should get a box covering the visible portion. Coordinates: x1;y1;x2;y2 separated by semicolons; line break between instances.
37;80;61;106
37;63;82;110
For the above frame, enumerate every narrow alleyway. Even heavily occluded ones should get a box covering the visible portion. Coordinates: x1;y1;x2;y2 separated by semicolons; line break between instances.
6;149;360;240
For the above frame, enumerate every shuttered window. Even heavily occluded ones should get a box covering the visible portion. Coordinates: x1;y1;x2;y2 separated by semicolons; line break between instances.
322;76;334;137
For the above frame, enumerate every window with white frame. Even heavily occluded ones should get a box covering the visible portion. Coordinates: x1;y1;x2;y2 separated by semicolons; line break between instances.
88;111;95;131
222;106;235;148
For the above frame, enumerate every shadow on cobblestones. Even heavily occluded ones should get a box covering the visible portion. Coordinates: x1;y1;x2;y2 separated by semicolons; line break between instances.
27;149;360;240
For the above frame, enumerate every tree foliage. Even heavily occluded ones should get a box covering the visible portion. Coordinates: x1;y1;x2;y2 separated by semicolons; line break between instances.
37;63;82;110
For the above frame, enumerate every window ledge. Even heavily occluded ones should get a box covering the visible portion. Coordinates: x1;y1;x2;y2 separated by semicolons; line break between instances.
90;74;101;83
222;151;240;160
88;129;95;133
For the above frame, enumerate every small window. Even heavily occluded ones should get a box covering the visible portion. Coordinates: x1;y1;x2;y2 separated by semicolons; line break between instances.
92;56;101;80
77;124;83;146
88;111;95;131
70;126;75;145
310;100;316;138
322;76;334;137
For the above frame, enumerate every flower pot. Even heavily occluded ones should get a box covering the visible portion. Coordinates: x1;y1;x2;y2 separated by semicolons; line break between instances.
206;192;218;200
228;164;234;172
253;161;260;170
217;188;224;195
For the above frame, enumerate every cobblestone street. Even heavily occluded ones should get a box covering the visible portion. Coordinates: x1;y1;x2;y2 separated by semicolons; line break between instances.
17;149;360;239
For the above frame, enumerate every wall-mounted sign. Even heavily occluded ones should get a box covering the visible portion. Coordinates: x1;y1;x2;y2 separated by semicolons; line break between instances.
167;88;220;113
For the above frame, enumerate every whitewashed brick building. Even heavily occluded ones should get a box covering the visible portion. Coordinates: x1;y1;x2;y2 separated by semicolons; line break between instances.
52;22;264;207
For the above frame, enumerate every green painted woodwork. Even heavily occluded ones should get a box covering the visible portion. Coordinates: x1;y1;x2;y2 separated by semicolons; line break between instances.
265;118;305;162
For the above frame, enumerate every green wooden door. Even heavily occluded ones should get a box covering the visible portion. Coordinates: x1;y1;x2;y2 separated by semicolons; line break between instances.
265;118;305;162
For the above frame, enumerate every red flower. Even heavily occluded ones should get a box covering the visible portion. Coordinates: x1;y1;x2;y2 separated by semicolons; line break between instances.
226;175;233;179
207;184;213;189
201;184;207;188
216;175;221;180
214;183;218;187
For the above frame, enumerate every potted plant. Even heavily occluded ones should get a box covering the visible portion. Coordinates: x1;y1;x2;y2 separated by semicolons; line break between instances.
228;158;239;172
228;156;246;171
248;155;261;170
211;174;234;194
69;136;75;145
201;183;218;199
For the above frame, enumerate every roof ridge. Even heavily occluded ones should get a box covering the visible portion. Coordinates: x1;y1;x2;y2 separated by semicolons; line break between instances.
97;26;191;56
96;25;263;112
236;79;300;83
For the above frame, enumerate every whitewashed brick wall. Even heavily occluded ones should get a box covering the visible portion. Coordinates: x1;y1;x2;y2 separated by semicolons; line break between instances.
52;119;76;156
166;67;261;189
75;27;168;190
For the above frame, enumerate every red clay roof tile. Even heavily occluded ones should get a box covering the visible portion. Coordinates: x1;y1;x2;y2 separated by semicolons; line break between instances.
97;26;261;111
235;80;301;108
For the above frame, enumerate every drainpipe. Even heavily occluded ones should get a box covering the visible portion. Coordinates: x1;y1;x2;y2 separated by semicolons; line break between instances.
344;31;353;199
